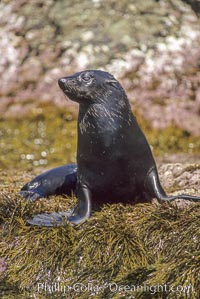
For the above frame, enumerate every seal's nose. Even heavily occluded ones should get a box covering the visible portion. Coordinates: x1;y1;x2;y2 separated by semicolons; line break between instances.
58;77;67;89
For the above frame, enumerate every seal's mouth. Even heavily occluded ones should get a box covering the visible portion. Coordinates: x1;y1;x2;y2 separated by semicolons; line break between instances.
58;77;75;95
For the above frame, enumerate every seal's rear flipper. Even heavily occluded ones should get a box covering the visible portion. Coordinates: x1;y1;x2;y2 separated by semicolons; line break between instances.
19;190;42;201
146;168;200;202
27;210;74;227
20;164;77;201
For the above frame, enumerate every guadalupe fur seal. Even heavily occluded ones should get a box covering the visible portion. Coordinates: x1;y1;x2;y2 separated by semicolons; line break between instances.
20;70;200;226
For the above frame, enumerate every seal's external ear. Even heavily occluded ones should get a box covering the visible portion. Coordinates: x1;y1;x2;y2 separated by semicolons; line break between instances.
105;79;118;88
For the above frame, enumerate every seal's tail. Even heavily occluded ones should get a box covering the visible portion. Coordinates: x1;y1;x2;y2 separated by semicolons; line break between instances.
27;210;74;227
146;168;200;202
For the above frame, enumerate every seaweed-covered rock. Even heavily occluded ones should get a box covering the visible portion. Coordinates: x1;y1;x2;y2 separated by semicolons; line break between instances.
0;166;199;298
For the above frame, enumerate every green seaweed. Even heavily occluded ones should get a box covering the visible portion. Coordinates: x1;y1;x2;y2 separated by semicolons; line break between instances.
0;106;199;171
0;106;77;170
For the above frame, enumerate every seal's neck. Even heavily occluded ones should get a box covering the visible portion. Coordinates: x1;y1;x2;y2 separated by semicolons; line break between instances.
78;93;133;136
79;87;132;115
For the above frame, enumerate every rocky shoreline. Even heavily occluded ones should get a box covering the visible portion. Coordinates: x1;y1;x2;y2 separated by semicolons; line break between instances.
1;0;200;135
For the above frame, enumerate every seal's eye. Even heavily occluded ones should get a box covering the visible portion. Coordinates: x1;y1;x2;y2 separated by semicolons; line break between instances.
80;73;93;85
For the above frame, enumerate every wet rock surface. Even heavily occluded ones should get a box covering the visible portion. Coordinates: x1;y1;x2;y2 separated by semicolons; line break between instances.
158;162;200;194
0;0;200;135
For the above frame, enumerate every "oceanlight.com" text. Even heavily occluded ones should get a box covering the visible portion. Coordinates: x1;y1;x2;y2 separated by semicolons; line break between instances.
37;281;194;295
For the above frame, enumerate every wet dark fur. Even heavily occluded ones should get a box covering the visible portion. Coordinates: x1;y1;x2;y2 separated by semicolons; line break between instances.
20;70;200;226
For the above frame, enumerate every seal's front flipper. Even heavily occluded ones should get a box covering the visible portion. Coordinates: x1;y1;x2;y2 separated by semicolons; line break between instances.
27;210;74;227
146;168;200;202
68;184;92;225
27;184;92;227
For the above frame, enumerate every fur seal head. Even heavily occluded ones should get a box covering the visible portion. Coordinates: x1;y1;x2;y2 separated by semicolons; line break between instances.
58;70;126;105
